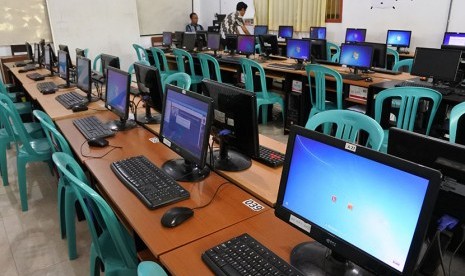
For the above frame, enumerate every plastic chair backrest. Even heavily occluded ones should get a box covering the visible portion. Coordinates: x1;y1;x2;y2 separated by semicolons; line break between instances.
374;87;442;135
306;110;385;151
0;79;8;95
83;48;89;57
137;261;168;276
150;47;171;73
255;36;262;55
93;54;102;73
33;110;72;156
172;49;196;77
52;152;137;269
132;44;148;62
197;53;222;82
305;64;343;115
393;58;413;73
326;42;340;62
164;72;191;92
239;58;272;99
387;48;400;67
449;102;465;143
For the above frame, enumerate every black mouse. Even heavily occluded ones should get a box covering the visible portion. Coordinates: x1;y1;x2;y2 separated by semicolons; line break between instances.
72;104;88;112
87;137;109;148
365;77;373;82
161;207;194;228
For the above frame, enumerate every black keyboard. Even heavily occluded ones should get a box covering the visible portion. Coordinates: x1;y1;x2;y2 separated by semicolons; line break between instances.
219;56;242;63
56;91;87;109
254;145;285;167
26;72;45;81
371;67;402;75
395;81;458;96
73;116;114;140
267;63;302;70
111;155;190;209
36;82;58;94
340;73;366;81
202;233;303;276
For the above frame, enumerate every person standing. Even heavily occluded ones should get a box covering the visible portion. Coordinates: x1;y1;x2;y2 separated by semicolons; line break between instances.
220;2;251;40
186;13;204;32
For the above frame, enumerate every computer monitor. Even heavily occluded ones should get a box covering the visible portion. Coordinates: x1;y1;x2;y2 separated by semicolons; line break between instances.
258;34;279;57
100;54;120;79
225;35;238;54
339;43;374;75
388;128;465;222
195;30;208;50
275;125;441;275
104;66;136;131
202;79;259;171
182;32;196;51
345;28;367;43
386;30;412;52
75;48;86;57
44;45;54;77
57;50;72;88
25;42;33;61
278;26;293;39
359;42;387;69
134;62;164;124
207;32;221;54
159;84;213;182
286;39;311;67
309;38;327;60
33;43;40;65
76;55;97;103
254;25;268;36
46;43;57;64
162;32;172;47
173;31;184;47
411;47;462;83
58;44;73;67
443;32;465;48
237;35;255;57
310;27;326;39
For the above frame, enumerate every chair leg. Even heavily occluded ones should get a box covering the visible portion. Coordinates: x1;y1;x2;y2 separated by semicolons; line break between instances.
65;190;78;260
261;105;268;124
58;182;66;239
0;143;8;186
17;158;28;212
90;246;100;276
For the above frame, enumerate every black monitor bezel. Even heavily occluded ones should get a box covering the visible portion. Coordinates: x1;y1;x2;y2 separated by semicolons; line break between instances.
104;66;130;121
76;55;92;94
345;28;367;43
57;50;70;82
358;41;387;69
225;34;238;51
259;34;279;56
33;43;40;65
307;38;327;60
207;32;221;51
25;42;33;60
100;54;120;79
340;43;374;70
254;25;268;36
278;25;294;39
309;26;327;39
44;45;54;74
275;125;441;275
182;32;197;51
162;32;173;46
133;62;164;113
237;35;256;56
386;30;412;48
411;47;462;82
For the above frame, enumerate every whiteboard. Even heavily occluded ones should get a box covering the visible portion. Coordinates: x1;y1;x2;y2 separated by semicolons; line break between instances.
137;0;192;35
0;0;52;46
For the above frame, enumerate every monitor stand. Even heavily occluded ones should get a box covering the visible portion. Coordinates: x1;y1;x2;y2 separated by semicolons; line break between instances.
291;242;372;276
87;93;100;103
57;81;76;89
162;159;210;182
107;118;137;131
212;136;252;172
136;99;161;124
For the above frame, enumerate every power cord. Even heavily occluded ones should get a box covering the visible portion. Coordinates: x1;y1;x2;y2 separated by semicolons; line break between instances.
191;181;230;211
79;139;122;159
448;224;465;276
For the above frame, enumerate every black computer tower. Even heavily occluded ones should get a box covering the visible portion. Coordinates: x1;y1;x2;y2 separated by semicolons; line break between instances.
284;91;310;133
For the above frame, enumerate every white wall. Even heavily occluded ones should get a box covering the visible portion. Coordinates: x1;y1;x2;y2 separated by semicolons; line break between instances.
448;0;465;32
194;0;255;28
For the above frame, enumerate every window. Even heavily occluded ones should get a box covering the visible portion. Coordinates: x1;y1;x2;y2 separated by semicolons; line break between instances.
326;0;343;23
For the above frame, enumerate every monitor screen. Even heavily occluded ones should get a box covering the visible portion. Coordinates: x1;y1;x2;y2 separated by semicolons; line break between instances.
225;35;238;51
279;26;293;39
101;54;120;78
275;126;441;275
105;67;130;120
443;32;465;46
182;32;196;51
174;31;184;42
237;35;255;55
44;46;51;66
310;27;326;39
339;43;373;69
134;62;164;113
33;43;40;64
411;47;462;82
345;28;367;43
195;31;208;48
386;30;412;48
57;50;68;80
286;39;311;61
309;38;327;60
76;56;91;94
358;42;387;69
163;32;172;46
259;35;279;56
25;42;33;60
207;33;221;50
254;25;268;36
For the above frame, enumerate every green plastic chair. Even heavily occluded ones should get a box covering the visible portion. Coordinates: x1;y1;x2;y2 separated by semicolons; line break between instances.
0;79;33;115
150;47;177;80
197;53;222;82
0;94;52;211
255;36;262;55
0;78;19;102
137;261;168;276
163;72;191;92
305;64;343;121
306;110;384;151
239;58;284;124
374;87;442;152
172;49;203;90
52;152;139;276
132;44;149;63
387;48;400;69
393;58;413;73
449;102;465;143
326;42;341;63
93;54;103;73
84;48;89;57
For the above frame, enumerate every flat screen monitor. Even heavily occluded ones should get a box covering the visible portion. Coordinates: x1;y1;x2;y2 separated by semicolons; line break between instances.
134;62;164;124
57;50;71;88
310;27;326;39
345;28;367;43
75;48;86;57
443;32;465;47
160;84;213;182
411;47;462;82
182;32;196;51
237;35;255;56
44;45;54;76
33;43;40;65
339;43;373;74
275;125;441;275
195;30;208;49
309;38;327;60
207;32;221;51
58;44;73;66
225;35;238;53
358;42;387;69
104;66;135;131
46;43;57;63
174;31;184;47
259;34;279;56
278;26;293;39
76;55;95;103
386;30;412;49
100;54;120;79
286;39;311;61
202;79;260;171
25;42;33;60
254;25;268;36
388;128;465;222
162;32;172;46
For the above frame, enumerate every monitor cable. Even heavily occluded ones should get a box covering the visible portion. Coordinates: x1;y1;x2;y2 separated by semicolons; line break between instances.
191;181;230;211
448;223;465;276
79;139;122;159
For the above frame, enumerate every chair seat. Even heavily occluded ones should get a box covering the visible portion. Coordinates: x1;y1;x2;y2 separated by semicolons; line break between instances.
19;138;51;156
24;122;43;136
14;102;32;115
8;93;17;102
255;91;283;103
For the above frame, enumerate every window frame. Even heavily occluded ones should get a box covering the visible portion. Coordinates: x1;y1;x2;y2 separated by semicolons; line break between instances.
325;0;343;23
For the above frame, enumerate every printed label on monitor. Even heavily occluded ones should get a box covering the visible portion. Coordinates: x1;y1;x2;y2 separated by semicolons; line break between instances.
289;214;311;233
163;138;172;147
345;143;357;152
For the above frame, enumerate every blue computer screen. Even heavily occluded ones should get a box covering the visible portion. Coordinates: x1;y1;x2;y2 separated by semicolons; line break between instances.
58;51;67;79
254;25;268;36
279;26;293;38
163;32;172;46
77;58;90;92
162;88;209;160
282;134;429;273
443;32;465;46
106;69;128;117
310;27;326;39
340;44;373;68
387;30;411;47
345;29;366;43
287;39;310;60
207;33;221;50
237;35;255;54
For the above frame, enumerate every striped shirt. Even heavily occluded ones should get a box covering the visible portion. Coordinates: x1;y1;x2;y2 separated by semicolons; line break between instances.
185;24;204;32
220;11;245;39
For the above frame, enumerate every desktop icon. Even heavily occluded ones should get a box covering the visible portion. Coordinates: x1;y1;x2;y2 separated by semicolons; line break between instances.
352;51;359;60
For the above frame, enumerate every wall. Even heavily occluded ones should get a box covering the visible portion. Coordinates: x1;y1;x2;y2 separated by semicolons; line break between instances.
194;0;255;29
448;0;465;32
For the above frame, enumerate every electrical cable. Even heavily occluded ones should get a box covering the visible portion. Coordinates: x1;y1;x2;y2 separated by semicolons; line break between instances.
436;230;447;276
191;181;230;211
80;139;122;158
448;225;465;276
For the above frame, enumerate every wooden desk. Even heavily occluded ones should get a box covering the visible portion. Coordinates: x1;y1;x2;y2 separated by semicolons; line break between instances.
160;210;310;275
7;66;51;86
1;56;28;84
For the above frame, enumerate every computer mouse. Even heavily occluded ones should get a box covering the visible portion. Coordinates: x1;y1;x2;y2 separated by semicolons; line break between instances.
365;77;373;82
87;137;109;148
72;104;88;112
161;206;194;228
42;88;57;95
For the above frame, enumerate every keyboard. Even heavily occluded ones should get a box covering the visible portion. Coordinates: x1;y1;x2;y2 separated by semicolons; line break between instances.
340;73;366;81
202;233;304;276
55;91;87;109
219;56;242;64
15;60;32;67
36;82;58;94
254;145;285;167
315;59;340;66
26;72;45;81
267;63;302;70
395;81;459;96
268;55;287;60
371;67;402;75
73;116;114;140
111;155;190;209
